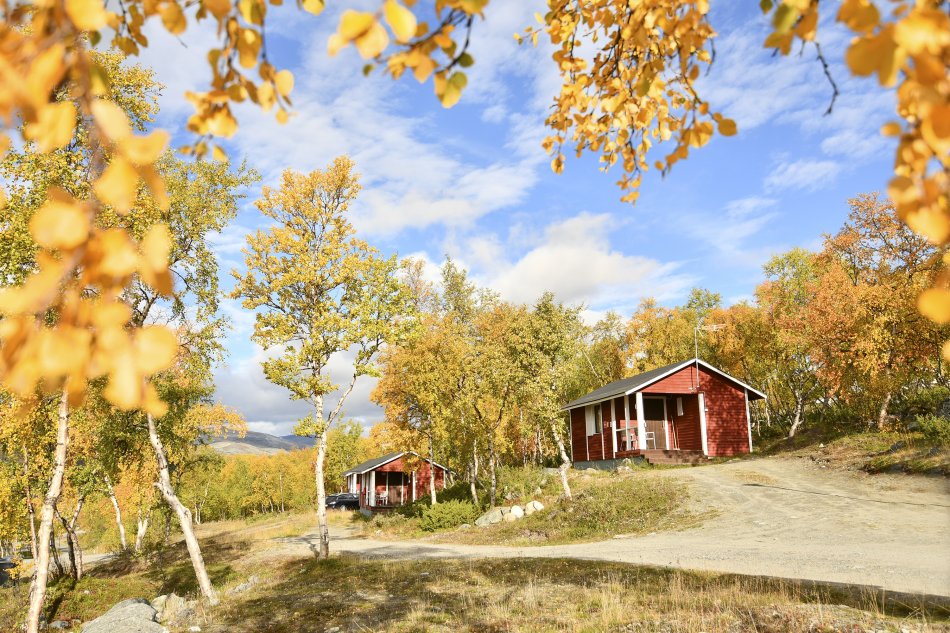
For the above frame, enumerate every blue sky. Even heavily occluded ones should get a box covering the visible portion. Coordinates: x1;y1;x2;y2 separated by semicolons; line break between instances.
137;1;896;435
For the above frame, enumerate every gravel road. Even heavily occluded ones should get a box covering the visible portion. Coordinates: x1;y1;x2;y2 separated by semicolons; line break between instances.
281;456;950;597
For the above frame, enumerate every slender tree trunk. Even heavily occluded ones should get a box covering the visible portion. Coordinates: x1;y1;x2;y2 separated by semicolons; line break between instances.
469;438;479;506
146;412;218;605
428;426;437;505
134;511;150;553
549;417;573;500
487;437;497;507
50;526;64;578
67;497;84;580
104;475;128;551
788;399;805;439
56;508;78;581
26;391;69;633
314;429;329;559
22;447;38;562
877;391;893;431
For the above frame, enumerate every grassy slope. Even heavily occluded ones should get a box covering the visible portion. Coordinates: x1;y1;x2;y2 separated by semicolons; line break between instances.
361;468;708;546
760;429;950;476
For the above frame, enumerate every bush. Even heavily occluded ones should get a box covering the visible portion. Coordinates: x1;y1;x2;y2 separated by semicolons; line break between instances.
916;414;950;447
418;500;479;532
497;466;549;502
437;481;475;504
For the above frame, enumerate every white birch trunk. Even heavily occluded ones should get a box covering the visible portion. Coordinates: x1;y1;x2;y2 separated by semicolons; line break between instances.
314;429;329;559
549;418;573;500
104;475;128;551
26;391;69;633
134;512;150;553
788;399;805;439
22;447;38;562
147;412;218;605
428;427;437;505
877;391;893;431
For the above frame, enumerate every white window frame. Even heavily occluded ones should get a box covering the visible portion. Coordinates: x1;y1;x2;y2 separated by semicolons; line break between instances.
585;405;595;436
676;397;684;416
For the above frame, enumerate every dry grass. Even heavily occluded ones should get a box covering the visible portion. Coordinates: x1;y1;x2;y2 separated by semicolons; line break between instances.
204;555;950;633
4;512;948;633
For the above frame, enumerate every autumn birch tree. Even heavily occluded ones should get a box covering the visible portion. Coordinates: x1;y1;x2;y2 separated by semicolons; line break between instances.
232;157;412;558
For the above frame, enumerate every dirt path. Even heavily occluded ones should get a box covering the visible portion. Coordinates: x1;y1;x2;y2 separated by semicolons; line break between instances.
276;457;950;597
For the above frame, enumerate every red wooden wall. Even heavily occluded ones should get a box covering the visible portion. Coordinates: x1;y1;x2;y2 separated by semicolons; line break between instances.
672;394;702;451
700;367;749;456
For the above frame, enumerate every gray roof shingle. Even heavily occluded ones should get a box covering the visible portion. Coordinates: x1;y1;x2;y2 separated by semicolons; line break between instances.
562;360;689;410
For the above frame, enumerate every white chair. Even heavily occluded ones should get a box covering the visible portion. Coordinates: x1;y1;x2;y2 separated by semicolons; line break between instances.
644;431;656;449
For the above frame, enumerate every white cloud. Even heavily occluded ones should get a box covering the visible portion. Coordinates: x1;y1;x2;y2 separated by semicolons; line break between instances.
764;159;841;193
472;212;693;309
214;344;383;436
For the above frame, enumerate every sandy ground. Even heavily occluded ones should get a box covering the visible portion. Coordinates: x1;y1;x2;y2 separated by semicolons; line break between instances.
279;456;950;597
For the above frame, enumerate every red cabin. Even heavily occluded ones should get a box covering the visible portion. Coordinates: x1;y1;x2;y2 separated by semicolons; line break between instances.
563;359;766;466
343;452;451;511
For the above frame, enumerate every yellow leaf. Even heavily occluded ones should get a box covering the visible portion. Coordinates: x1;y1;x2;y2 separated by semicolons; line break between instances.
64;0;108;31
29;199;89;250
763;30;793;55
921;103;950;155
274;69;294;97
836;0;879;34
91;302;132;329
339;10;374;40
140;224;172;272
203;0;231;19
91;99;131;142
237;28;262;68
93;156;139;213
160;1;187;34
384;0;417;43
880;121;902;136
845;27;904;86
96;229;140;278
104;350;140;410
893;9;950;55
212;144;228;161
26;103;76;152
794;8;818;41
134;326;179;375
918;288;950;324
207;107;239;137
302;0;324;15
121;130;170;164
238;0;265;24
355;21;389;59
717;118;737;136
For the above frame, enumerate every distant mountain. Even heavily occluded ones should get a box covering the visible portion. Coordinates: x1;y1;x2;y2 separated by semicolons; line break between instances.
209;430;315;456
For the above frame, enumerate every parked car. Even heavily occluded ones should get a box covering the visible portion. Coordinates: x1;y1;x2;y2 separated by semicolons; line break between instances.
0;557;17;586
325;492;359;510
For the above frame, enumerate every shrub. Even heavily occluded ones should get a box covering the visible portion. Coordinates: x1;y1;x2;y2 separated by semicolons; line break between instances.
437;481;475;504
916;414;950;447
497;466;549;502
418;500;479;532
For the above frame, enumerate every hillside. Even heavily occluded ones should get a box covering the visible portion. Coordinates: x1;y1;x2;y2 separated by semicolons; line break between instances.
209;430;314;455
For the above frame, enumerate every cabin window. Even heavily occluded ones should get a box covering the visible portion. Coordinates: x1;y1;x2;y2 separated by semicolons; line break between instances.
585;404;603;436
676;397;684;416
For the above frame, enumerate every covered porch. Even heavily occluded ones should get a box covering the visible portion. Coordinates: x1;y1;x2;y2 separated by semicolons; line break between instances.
599;391;704;459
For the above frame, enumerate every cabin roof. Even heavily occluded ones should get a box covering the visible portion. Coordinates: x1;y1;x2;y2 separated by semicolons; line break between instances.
562;358;766;410
342;451;451;477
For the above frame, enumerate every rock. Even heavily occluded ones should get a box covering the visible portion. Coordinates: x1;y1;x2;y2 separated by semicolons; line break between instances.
48;621;70;630
532;487;542;496
81;598;167;633
524;500;544;515
188;628;201;633
887;440;907;454
325;627;341;633
150;593;193;627
509;505;525;519
229;574;260;594
474;507;506;527
459;523;471;529
502;511;519;522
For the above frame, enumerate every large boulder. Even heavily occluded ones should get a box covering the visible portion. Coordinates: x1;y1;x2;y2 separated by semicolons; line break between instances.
474;507;507;527
524;500;544;515
151;593;193;626
81;598;167;633
509;505;525;519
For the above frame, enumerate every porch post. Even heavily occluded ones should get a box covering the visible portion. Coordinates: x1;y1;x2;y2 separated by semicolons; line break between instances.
369;470;376;507
698;393;709;456
610;399;617;458
412;471;416;502
623;396;631;451
635;391;646;450
744;388;753;453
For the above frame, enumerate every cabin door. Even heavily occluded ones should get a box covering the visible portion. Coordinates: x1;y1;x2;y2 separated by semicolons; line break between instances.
642;397;669;450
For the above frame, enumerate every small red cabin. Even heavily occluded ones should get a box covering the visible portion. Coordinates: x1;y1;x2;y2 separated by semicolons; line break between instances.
343;452;451;511
563;359;766;466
